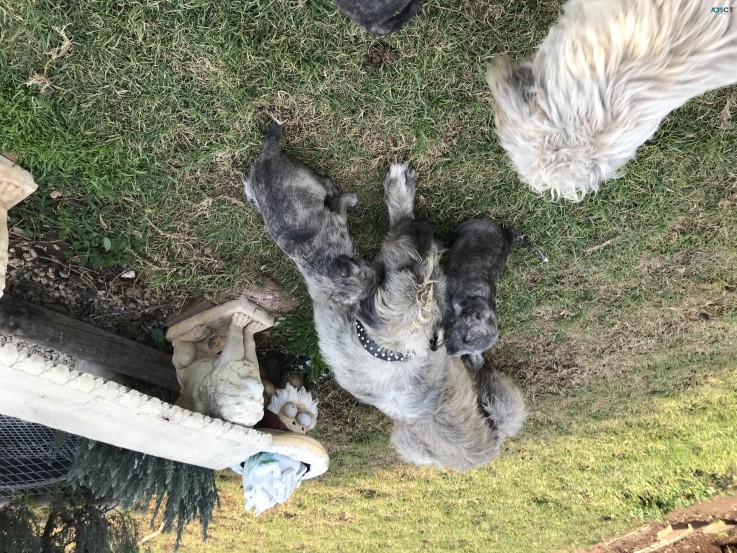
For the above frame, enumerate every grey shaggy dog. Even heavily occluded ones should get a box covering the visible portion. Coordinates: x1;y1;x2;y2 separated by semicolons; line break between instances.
245;138;526;470
243;122;382;304
333;0;424;35
486;0;737;202
440;219;515;370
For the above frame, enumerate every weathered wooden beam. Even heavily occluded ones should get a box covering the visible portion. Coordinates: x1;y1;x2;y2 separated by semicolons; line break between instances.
0;294;179;390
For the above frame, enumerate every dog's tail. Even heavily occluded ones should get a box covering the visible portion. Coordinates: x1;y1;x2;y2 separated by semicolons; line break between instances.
370;0;425;35
263;120;283;156
510;229;549;263
476;371;527;441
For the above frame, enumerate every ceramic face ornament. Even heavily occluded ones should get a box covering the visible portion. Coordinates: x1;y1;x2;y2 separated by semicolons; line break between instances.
267;384;319;434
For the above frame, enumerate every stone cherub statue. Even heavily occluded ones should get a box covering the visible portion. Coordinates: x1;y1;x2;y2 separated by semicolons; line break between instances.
166;299;274;428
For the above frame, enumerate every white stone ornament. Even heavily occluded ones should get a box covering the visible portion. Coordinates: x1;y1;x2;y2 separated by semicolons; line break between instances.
0;155;38;298
166;299;274;428
267;383;319;434
295;411;313;428
283;402;298;418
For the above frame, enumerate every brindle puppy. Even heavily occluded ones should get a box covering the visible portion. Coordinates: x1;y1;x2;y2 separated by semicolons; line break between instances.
243;122;381;304
333;0;425;35
441;219;515;369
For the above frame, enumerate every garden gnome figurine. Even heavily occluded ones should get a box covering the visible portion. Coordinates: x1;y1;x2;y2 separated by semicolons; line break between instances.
0;155;37;298
166;299;274;427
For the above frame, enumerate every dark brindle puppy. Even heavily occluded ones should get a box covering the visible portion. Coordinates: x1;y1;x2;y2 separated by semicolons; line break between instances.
441;219;515;369
243;122;381;304
333;0;425;35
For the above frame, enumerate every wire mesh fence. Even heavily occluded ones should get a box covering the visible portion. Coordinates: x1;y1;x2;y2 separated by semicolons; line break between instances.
0;414;76;501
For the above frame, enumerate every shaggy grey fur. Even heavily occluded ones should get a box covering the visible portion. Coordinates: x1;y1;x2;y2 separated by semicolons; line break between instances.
243;122;382;304
246;149;526;470
333;0;425;35
441;219;515;370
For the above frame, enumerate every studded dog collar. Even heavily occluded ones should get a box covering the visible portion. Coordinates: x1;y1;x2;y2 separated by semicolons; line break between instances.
354;319;416;362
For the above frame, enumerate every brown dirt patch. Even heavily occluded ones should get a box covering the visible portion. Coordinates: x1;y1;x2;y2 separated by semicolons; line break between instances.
363;43;398;72
4;229;298;350
238;278;300;314
589;494;737;553
4;229;191;349
491;271;737;397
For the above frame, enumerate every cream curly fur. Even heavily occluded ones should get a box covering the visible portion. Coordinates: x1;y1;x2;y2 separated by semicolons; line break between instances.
487;0;737;202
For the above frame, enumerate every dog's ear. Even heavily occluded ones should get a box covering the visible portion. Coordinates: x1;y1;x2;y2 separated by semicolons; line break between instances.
486;57;536;116
242;175;260;211
410;218;435;258
335;255;362;278
335;256;383;282
451;294;463;316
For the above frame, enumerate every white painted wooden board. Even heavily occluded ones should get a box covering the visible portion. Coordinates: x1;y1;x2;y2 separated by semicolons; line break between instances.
0;340;272;470
0;340;329;477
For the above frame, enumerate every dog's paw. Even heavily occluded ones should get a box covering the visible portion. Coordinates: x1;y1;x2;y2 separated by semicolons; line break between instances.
242;176;261;211
319;174;341;196
328;192;358;217
404;163;417;187
341;192;358;210
383;162;416;193
462;353;486;371
383;162;416;224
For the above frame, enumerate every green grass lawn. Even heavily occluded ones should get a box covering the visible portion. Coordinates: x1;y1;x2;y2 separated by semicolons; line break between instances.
2;0;736;551
146;369;737;552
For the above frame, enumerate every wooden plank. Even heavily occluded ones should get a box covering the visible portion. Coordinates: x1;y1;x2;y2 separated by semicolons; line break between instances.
0;343;272;469
0;294;179;390
0;340;329;474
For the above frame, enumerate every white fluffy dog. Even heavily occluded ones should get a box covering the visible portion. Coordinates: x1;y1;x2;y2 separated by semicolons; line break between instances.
486;0;737;202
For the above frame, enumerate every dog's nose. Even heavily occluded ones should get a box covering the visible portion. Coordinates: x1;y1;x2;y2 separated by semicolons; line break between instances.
429;335;443;351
